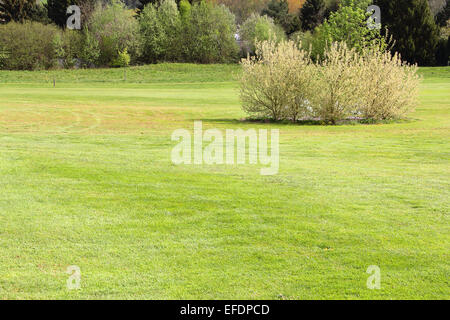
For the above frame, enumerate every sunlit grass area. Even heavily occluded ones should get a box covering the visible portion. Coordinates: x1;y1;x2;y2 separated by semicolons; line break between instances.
0;65;448;299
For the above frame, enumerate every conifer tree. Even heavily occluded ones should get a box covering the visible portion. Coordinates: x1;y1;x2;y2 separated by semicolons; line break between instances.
0;0;39;23
299;0;326;31
374;0;440;65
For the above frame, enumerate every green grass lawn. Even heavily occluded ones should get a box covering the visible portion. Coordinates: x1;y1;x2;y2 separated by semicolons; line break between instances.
0;64;448;299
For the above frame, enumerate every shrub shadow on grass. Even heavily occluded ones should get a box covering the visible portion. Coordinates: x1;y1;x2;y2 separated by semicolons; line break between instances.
201;118;329;126
202;118;416;126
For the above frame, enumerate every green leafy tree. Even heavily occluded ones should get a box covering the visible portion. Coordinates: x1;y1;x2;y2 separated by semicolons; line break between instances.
79;27;100;67
183;0;239;63
261;0;301;35
339;0;372;9
374;0;440;65
136;0;157;13
312;1;386;59
139;0;181;62
299;0;326;31
76;0;98;26
136;0;198;14
0;21;60;70
240;13;286;54
215;0;271;24
87;0;142;66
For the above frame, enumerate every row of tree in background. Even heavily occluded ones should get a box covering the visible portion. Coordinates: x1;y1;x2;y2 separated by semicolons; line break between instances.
0;0;449;70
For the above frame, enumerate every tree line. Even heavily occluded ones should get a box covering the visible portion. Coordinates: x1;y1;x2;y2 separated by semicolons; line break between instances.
0;0;448;69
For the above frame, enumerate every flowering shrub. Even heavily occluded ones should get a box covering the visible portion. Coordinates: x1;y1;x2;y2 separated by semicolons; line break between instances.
240;40;315;121
357;49;419;120
240;40;420;123
239;13;286;55
313;43;363;123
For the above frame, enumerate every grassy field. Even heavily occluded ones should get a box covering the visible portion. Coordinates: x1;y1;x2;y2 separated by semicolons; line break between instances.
0;64;448;299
